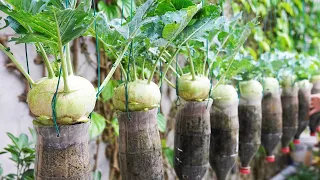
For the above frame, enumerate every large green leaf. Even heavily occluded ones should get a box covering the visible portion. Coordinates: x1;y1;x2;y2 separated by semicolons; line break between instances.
157;113;166;132
1;1;94;49
89;112;106;140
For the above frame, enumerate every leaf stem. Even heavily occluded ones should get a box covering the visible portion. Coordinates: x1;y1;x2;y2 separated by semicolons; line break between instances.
66;43;74;75
164;77;176;88
0;44;35;86
159;48;180;87
37;43;55;78
120;63;127;81
54;11;70;92
141;59;145;79
148;47;166;84
206;23;237;76
98;41;132;95
164;50;183;75
186;42;196;80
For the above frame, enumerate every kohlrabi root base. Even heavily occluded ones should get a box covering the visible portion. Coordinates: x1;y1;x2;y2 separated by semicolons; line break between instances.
261;78;282;162
113;80;161;111
34;122;90;179
281;86;298;153
118;108;163;180
27;76;96;125
238;80;262;174
294;80;312;142
174;99;212;180
210;85;239;180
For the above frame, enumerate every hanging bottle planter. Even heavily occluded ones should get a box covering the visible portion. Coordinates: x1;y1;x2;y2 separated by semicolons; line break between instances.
261;77;282;163
294;80;312;144
34;123;91;179
210;85;239;180
309;75;320;136
280;75;298;154
113;81;164;180
174;98;212;179
238;80;263;174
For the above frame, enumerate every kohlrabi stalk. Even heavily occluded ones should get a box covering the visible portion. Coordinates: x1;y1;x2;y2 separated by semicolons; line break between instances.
37;43;55;78
54;11;70;92
158;49;180;86
206;22;237;77
66;43;74;75
0;44;35;86
186;42;196;80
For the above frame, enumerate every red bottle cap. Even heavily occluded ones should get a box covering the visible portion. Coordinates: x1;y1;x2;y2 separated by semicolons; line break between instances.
316;126;320;132
310;132;316;136
293;139;300;145
281;147;290;154
265;155;275;163
240;167;250;174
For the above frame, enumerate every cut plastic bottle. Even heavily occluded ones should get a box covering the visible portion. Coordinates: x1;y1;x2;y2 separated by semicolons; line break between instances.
118;109;164;180
174;99;212;180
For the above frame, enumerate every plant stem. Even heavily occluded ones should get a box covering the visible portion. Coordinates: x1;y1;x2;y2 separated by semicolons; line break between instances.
54;12;70;92
148;47;166;84
0;44;35;86
186;42;196;80
98;41;132;95
37;43;55;78
149;49;183;75
141;59;145;79
206;23;237;76
120;63;127;81
159;48;180;87
66;43;74;75
164;77;176;88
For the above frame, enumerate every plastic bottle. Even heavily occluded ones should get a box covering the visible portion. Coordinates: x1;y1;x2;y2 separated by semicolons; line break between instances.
238;80;263;174
174;99;212;180
261;77;282;162
281;84;298;153
34;122;91;179
118;108;164;180
294;80;312;144
210;85;239;180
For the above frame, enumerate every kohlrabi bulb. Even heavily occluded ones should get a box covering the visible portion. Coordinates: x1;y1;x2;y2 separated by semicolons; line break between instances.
178;74;211;101
27;76;96;121
212;84;238;105
261;77;280;94
239;80;263;99
113;80;161;111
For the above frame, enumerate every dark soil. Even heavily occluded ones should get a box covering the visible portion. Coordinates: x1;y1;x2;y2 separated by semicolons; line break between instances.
34;123;91;180
174;99;212;180
118;108;163;180
210;100;239;180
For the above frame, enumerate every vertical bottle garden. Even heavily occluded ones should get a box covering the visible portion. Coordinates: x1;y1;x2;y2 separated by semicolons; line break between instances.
207;19;255;179
0;1;96;179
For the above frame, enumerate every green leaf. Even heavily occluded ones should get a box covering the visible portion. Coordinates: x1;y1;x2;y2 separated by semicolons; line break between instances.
92;170;102;180
89;112;106;140
21;169;34;180
172;0;194;10
163;148;174;167
0;0;50;14
2;2;95;49
101;80;119;102
28;127;37;145
6;133;19;148
18;134;29;150
279;2;294;16
162;23;180;40
157;113;166;132
111;118;119;136
98;1;119;20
